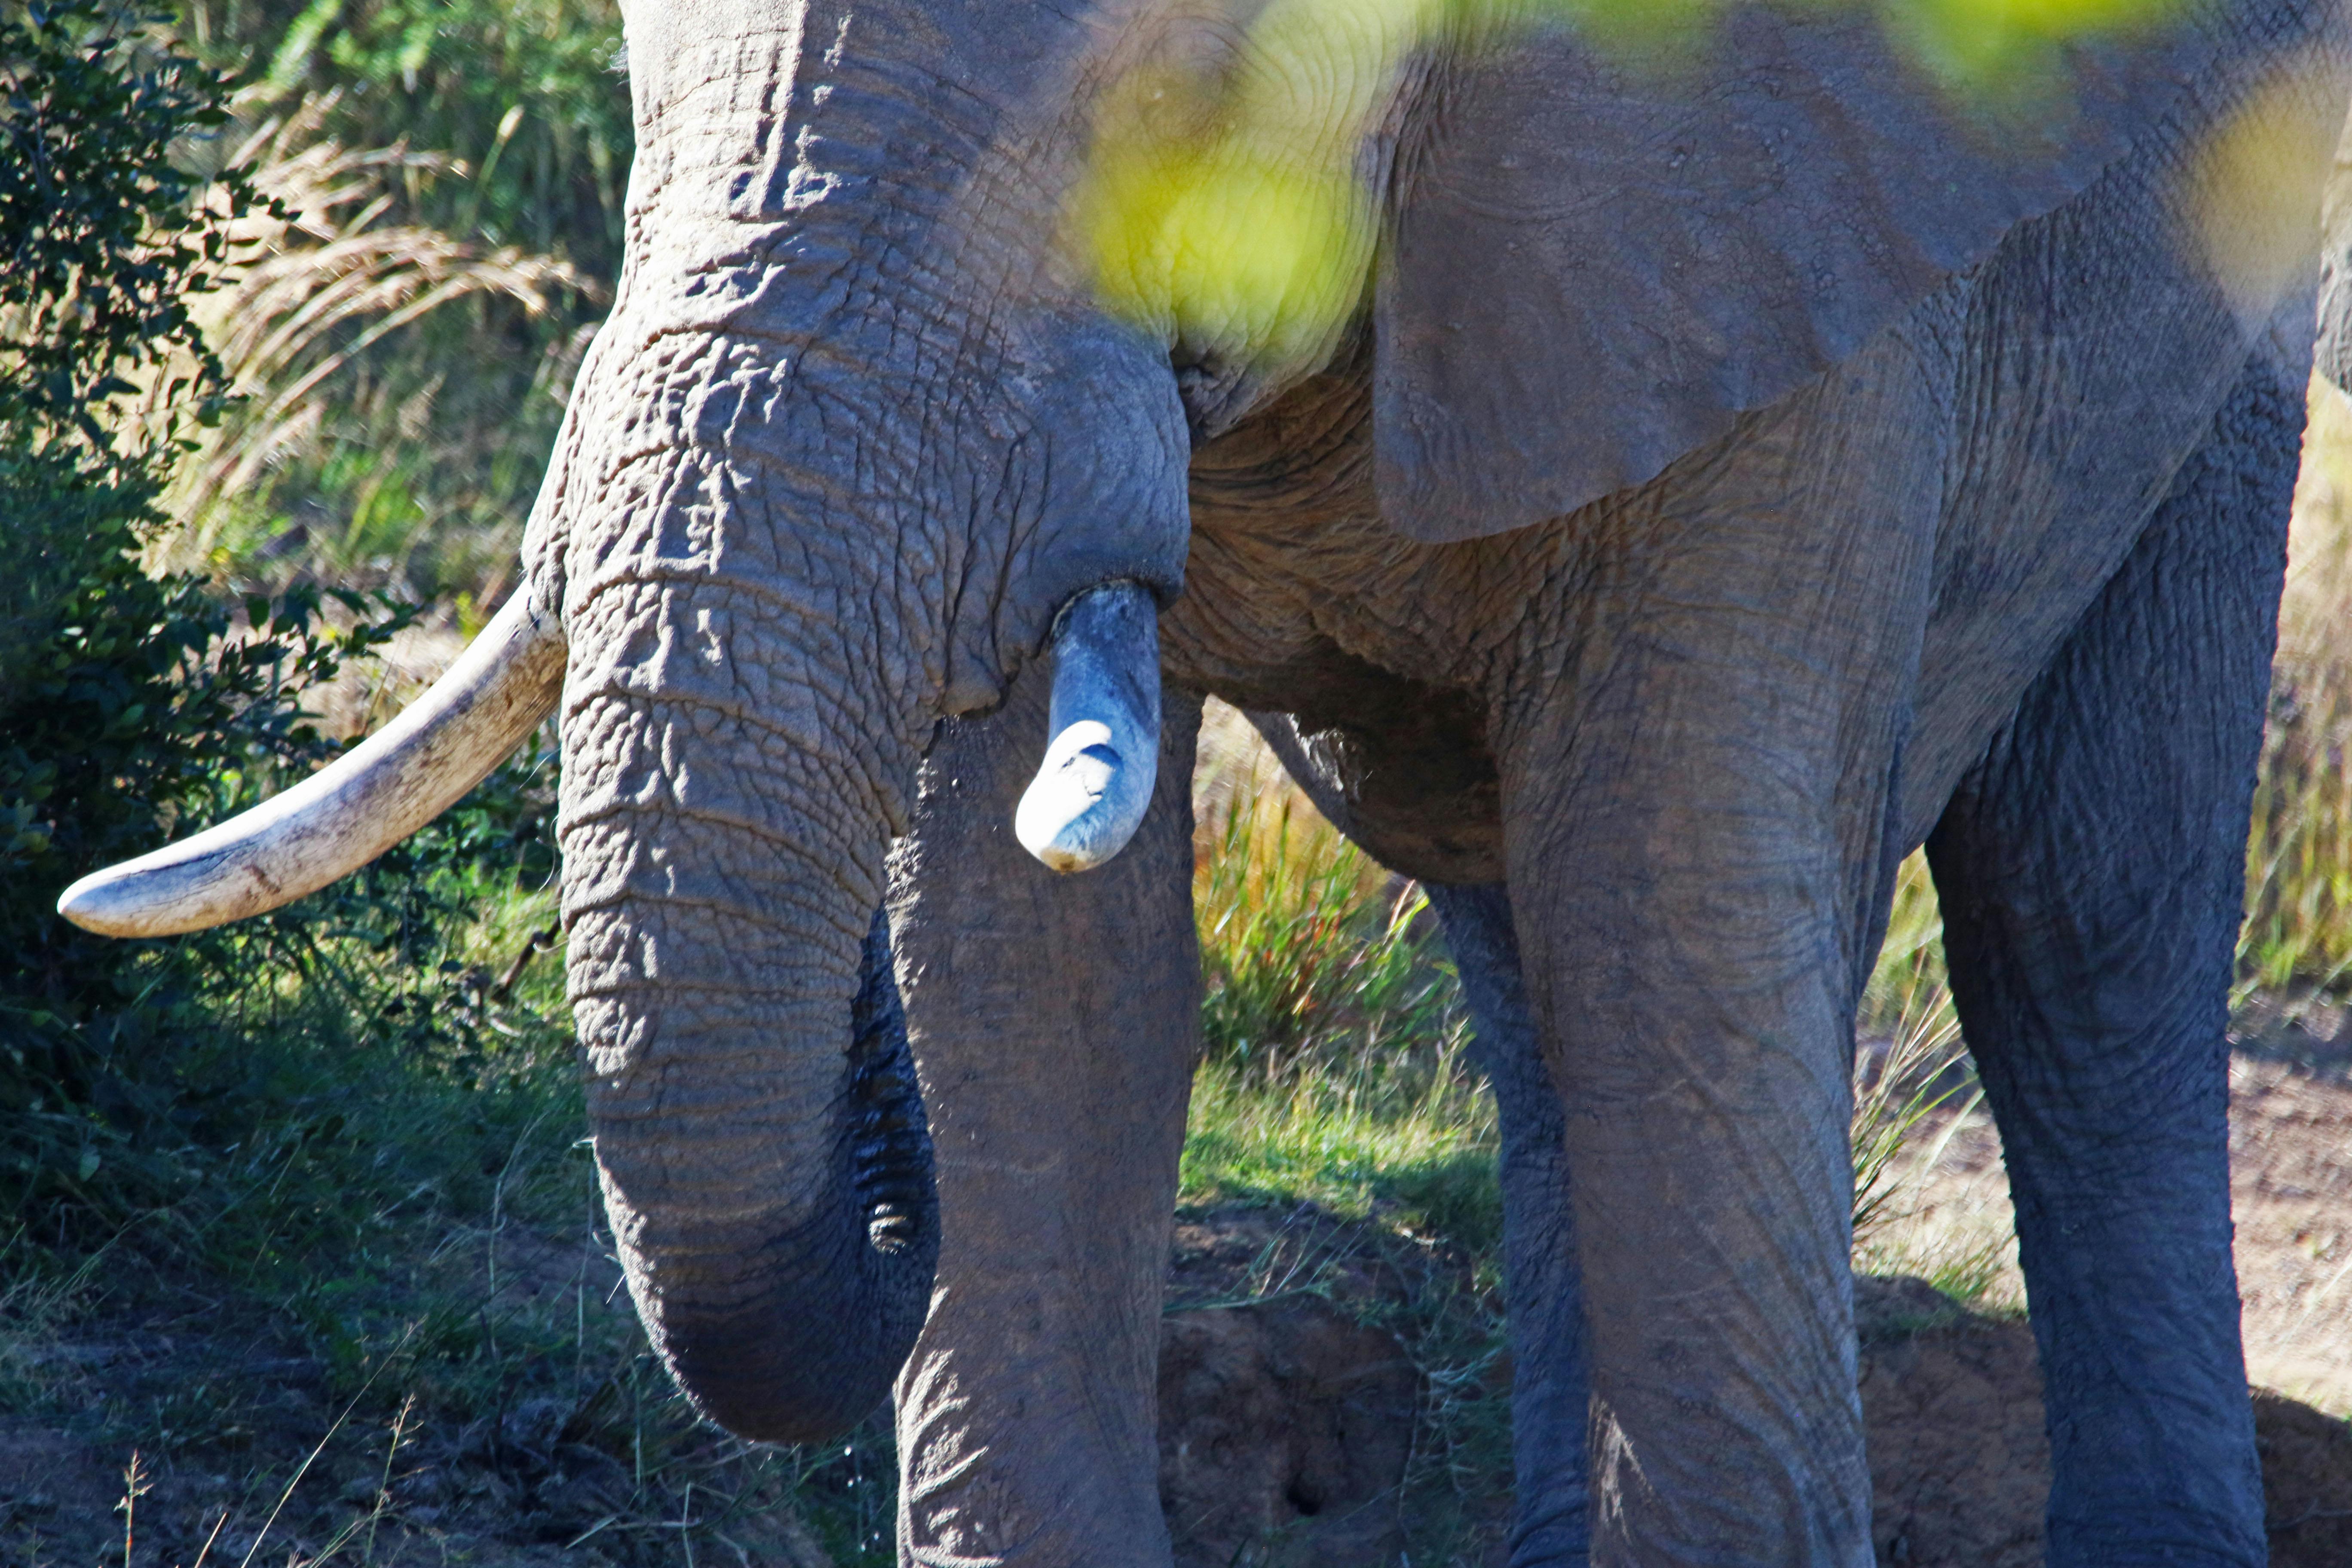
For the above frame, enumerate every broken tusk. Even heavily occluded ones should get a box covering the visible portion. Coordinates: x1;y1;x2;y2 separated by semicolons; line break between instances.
1014;581;1161;874
58;588;567;937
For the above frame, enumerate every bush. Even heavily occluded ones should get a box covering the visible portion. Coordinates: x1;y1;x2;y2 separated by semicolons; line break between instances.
0;1;239;441
0;1;566;1242
2;0;254;1060
0;529;573;1233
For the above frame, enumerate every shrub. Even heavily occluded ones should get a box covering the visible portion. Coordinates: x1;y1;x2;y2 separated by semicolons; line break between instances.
0;1;565;1241
1;0;254;1063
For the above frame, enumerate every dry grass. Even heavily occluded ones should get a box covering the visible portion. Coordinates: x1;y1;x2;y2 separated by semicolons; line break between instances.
149;93;601;599
1182;702;1499;1250
2244;374;2352;1000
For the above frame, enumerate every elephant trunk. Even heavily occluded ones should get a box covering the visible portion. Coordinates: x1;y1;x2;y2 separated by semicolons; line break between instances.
558;573;939;1441
530;0;1191;1421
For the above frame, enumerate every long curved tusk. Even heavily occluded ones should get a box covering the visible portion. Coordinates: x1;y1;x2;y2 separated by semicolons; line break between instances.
58;588;567;938
1014;581;1162;874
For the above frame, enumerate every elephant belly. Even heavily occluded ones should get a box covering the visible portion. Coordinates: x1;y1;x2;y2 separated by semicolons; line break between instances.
1172;94;2315;881
1168;361;1517;883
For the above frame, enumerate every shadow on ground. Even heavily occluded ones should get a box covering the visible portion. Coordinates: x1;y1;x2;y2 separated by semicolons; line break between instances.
5;1041;2350;1565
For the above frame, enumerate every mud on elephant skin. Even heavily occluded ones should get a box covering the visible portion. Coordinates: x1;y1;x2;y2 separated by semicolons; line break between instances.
55;0;2352;1561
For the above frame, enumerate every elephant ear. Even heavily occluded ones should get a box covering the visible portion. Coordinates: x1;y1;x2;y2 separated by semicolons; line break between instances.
1373;3;2249;542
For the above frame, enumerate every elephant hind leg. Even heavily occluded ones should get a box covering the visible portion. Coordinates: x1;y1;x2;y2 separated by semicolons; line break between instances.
1924;356;2301;1568
1425;881;1590;1568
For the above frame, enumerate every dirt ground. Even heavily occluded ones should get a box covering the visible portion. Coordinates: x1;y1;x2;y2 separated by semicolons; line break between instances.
2;1027;2347;1564
1161;1197;2352;1568
1160;1003;2352;1566
1853;1278;2352;1568
1866;1001;2352;1419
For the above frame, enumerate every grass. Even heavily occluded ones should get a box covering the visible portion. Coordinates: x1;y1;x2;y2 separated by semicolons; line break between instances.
0;713;905;1561
1176;707;1514;1559
150;0;627;607
0;867;906;1562
147;89;601;608
1182;707;1500;1251
2244;376;2352;999
153;93;596;598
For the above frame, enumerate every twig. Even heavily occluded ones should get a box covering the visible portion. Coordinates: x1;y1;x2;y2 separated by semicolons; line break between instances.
116;1450;150;1568
489;925;560;1003
1384;878;1422;933
237;1323;419;1568
188;1510;229;1568
362;1393;416;1564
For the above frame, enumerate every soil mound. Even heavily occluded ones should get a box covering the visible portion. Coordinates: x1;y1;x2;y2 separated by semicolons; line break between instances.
1151;1213;2352;1568
1157;1204;1449;1566
1159;1300;1419;1568
1858;1278;2045;1567
1857;1276;2352;1568
2254;1389;2352;1565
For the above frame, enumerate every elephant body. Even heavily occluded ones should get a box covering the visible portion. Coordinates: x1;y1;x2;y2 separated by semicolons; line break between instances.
68;0;2352;1560
539;2;2344;1560
1152;108;2317;1559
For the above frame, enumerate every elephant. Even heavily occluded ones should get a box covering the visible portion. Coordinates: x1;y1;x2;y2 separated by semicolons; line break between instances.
61;0;2352;1559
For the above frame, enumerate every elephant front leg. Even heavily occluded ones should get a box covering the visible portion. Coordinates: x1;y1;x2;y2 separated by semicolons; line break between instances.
1425;881;1592;1567
885;665;1204;1568
1492;361;1946;1563
1500;731;1887;1565
1924;358;2298;1567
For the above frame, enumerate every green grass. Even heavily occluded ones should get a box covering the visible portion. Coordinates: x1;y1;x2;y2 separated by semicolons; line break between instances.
1182;720;1501;1251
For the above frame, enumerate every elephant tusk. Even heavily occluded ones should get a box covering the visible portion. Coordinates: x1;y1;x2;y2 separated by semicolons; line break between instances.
57;588;567;938
1014;581;1161;874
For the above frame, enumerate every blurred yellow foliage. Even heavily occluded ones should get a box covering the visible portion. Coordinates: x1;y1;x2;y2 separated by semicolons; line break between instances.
1069;0;2198;376
1071;0;1421;374
1883;0;2189;98
1075;131;1379;373
2182;52;2349;329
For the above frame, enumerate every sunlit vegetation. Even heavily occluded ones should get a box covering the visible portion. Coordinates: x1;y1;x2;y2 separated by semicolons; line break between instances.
15;0;2352;1555
1184;706;1501;1250
2245;377;2352;997
167;0;628;603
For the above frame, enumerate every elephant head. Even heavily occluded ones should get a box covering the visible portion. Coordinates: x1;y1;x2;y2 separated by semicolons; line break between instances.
60;0;1215;1444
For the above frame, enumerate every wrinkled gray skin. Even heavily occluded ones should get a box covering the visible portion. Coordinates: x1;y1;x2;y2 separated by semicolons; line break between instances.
526;0;2349;1561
